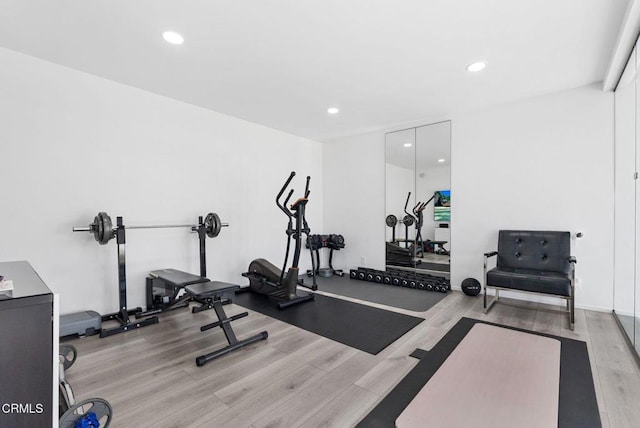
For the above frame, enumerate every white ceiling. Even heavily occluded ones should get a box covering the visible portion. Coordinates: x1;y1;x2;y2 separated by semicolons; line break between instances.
0;0;629;141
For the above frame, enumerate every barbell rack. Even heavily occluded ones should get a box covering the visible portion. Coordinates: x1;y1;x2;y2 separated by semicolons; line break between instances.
73;212;228;338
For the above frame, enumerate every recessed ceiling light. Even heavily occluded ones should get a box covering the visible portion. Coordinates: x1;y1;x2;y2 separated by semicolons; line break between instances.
163;31;184;45
327;107;339;114
466;61;486;72
404;143;412;148
438;158;446;163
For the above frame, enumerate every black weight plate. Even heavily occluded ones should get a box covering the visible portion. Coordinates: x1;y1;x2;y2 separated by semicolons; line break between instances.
402;215;414;226
93;212;112;245
102;213;111;244
385;215;398;227
93;214;103;244
205;213;222;238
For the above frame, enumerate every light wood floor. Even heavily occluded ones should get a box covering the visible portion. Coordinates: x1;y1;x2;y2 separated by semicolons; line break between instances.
63;289;640;428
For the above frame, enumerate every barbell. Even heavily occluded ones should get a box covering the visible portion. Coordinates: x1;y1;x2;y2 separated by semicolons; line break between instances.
385;214;414;228
73;212;228;245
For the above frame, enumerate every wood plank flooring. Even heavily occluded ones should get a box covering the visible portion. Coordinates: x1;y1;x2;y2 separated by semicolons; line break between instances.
62;290;640;427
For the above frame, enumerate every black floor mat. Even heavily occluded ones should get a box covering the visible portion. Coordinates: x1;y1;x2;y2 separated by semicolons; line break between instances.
314;275;448;312
415;261;450;272
358;317;601;428
233;291;423;355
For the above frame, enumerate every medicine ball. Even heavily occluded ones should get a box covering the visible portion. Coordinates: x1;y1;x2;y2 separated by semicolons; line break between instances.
461;278;481;296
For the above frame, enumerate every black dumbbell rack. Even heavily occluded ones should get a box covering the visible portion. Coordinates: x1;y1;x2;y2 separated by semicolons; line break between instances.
349;267;450;293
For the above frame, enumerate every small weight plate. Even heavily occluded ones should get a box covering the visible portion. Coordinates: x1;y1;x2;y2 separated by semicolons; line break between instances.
385;214;398;227
59;344;78;371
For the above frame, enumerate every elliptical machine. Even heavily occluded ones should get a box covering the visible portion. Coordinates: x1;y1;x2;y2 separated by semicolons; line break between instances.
407;192;434;258
243;171;317;309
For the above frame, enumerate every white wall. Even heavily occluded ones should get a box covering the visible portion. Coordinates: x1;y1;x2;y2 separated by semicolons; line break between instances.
323;131;385;270
0;47;323;315
324;83;615;311
453;84;614;311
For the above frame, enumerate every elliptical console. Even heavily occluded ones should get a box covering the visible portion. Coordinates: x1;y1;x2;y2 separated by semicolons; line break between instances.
242;171;317;309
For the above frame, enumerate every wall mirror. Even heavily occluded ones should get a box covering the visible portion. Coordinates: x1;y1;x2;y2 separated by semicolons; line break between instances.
385;121;451;278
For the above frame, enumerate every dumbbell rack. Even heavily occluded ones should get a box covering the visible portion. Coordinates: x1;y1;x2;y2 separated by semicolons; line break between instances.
349;267;450;293
306;234;345;277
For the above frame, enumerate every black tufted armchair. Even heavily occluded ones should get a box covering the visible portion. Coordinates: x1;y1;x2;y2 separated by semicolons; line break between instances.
483;230;576;330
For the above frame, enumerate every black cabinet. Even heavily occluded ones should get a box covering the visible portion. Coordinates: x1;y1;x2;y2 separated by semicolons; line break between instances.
0;261;54;427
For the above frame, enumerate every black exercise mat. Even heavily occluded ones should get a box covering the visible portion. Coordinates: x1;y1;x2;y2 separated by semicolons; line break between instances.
233;291;423;355
416;261;450;272
358;317;600;428
314;275;448;312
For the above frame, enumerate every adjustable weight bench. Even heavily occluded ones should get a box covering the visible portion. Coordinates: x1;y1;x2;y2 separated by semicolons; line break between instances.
137;269;219;318
148;269;268;366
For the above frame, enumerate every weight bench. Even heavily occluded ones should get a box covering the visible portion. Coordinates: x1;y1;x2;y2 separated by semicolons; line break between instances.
146;269;269;366
137;269;225;318
430;240;449;256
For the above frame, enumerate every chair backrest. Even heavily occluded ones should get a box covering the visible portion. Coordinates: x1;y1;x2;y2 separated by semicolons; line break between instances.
497;230;571;274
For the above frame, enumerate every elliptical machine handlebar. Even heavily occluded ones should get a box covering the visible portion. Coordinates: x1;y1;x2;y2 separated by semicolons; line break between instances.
304;176;311;198
276;171;296;217
283;189;295;214
404;192;416;223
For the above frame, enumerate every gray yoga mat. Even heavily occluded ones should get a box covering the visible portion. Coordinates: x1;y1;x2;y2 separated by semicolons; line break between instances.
314;275;448;312
359;317;601;428
397;323;561;427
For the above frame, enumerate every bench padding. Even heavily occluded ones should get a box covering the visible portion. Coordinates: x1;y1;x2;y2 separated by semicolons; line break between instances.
486;267;571;297
185;281;240;296
149;268;209;286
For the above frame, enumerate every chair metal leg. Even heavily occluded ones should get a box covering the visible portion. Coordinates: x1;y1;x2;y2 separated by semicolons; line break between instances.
484;288;498;314
569;296;575;331
483;286;487;313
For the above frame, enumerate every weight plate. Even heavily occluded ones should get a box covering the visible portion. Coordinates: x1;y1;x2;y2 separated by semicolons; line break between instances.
402;215;414;226
205;213;222;238
59;398;113;428
59;344;78;371
93;214;103;244
385;214;398;227
98;212;113;245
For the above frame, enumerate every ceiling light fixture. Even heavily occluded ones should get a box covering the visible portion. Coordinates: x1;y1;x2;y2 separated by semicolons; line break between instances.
163;31;184;45
404;143;412;148
438;158;446;163
466;61;486;72
327;107;339;114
